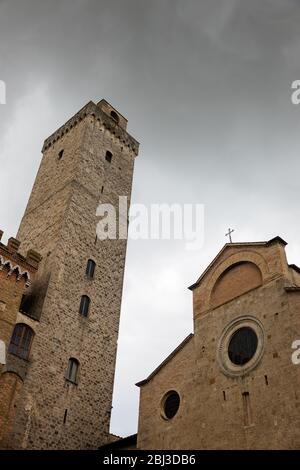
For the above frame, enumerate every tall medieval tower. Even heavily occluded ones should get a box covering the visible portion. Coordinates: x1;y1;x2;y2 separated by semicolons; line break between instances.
7;99;139;449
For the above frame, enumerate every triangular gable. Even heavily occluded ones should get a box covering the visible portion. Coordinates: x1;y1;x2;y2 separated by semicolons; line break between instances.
188;236;287;291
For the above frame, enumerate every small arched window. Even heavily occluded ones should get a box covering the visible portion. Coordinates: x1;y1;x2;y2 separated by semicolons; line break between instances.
105;151;112;163
58;149;64;160
110;111;119;123
79;295;90;317
8;324;34;360
66;358;79;383
86;259;96;279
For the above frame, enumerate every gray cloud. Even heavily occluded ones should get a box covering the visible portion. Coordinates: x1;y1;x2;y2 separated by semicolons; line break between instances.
1;0;300;436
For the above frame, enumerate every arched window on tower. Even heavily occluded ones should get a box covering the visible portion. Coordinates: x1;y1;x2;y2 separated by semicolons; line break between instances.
66;358;79;384
110;110;119;123
79;295;90;317
86;259;96;279
8;323;34;360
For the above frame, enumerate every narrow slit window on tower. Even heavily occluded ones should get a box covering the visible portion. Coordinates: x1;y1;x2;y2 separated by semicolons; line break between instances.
86;259;96;279
105;151;112;163
63;409;68;424
265;375;269;386
58;149;64;160
242;392;252;427
66;358;79;384
79;295;90;317
223;390;226;401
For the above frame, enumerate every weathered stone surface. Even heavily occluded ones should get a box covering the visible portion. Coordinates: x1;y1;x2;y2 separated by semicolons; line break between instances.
137;238;300;449
1;100;138;450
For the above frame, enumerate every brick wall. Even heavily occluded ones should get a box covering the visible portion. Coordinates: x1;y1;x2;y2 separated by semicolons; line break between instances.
0;233;40;448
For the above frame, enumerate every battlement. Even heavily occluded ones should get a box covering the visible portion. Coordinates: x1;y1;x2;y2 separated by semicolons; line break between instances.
0;230;42;285
42;100;139;155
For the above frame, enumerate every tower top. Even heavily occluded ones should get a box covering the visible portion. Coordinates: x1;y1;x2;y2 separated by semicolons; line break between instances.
97;99;128;130
42;99;139;155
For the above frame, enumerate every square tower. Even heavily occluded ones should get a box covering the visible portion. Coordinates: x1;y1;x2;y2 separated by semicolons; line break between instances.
6;100;139;449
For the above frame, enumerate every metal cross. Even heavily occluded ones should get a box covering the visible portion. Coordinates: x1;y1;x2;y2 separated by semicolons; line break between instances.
225;228;234;243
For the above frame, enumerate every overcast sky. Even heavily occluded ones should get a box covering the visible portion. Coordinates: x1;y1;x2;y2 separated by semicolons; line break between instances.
1;0;300;437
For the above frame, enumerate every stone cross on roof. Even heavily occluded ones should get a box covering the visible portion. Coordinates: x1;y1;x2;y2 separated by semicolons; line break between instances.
225;228;234;243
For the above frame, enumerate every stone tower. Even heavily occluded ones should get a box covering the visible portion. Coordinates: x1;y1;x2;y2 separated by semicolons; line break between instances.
7;99;139;449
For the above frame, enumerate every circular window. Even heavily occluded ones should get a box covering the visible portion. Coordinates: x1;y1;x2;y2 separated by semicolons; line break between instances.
228;327;258;365
217;316;264;377
162;391;180;420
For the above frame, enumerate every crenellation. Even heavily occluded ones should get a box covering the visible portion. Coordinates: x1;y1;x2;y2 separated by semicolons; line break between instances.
0;231;41;285
26;250;42;269
7;237;21;254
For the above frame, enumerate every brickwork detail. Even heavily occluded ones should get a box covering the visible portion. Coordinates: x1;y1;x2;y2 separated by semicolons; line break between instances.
0;232;41;448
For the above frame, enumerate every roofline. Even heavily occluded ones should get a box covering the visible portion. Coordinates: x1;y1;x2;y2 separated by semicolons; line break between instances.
188;236;287;291
97;99;128;122
285;286;300;293
135;333;194;387
289;264;300;274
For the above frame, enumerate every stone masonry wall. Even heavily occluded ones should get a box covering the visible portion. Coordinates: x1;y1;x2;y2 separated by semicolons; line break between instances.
137;242;300;449
7;101;138;449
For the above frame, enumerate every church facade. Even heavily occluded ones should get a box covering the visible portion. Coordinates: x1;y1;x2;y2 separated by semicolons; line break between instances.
135;237;300;449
